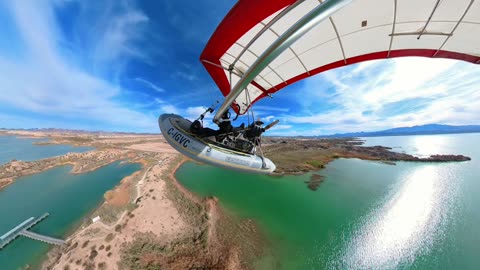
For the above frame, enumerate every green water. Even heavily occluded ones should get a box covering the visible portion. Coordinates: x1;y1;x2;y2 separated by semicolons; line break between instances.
0;136;94;165
176;133;480;269
0;161;141;270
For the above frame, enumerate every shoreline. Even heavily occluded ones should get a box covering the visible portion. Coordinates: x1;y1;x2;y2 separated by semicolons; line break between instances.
2;129;473;269
0;150;134;191
263;137;471;175
2;131;471;180
168;157;202;204
167;159;271;268
42;154;261;270
0;131;163;191
5;129;258;270
27;165;145;270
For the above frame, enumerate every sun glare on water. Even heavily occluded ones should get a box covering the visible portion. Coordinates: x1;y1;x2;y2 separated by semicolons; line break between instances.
340;165;458;269
412;135;452;157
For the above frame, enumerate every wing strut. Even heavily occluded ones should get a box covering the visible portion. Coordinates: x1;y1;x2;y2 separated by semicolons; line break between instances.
213;0;353;123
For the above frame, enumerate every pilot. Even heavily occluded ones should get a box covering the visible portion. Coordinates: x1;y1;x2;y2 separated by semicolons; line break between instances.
190;119;217;137
217;110;245;135
190;110;244;138
246;118;265;144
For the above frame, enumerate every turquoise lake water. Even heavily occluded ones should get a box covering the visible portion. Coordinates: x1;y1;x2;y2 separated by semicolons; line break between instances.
0;137;141;270
0;136;93;165
176;133;480;269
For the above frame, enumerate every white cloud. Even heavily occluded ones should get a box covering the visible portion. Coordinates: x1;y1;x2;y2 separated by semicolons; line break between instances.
254;105;290;112
185;106;209;119
135;77;165;93
262;115;276;123
159;105;181;115
362;58;456;105
173;71;197;81
285;57;480;134
269;124;292;131
155;98;165;104
91;3;151;68
184;106;219;128
0;0;167;132
351;59;381;74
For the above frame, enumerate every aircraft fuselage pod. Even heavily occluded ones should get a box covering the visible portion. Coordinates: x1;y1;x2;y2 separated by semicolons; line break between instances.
159;114;276;174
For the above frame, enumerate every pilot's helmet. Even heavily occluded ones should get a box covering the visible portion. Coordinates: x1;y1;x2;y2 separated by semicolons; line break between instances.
222;110;230;119
255;118;264;125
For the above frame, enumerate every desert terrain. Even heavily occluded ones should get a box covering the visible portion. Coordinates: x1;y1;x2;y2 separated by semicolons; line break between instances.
1;130;263;270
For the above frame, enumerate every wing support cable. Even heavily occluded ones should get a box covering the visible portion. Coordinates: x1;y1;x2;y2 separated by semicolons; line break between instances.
259;22;311;77
202;59;243;77
384;0;452;41
230;44;287;87
203;58;275;97
213;0;353;123
230;0;305;70
226;52;279;91
417;0;441;40
329;17;347;64
390;31;452;37
244;88;265;166
433;0;475;57
318;0;347;64
387;0;398;58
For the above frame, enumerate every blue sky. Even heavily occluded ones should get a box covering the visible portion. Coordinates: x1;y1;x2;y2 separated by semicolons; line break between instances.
0;0;479;135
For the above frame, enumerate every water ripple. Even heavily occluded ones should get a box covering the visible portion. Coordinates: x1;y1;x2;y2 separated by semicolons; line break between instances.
337;165;460;269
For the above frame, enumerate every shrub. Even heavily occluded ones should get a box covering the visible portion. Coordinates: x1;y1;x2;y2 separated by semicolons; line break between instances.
306;160;324;168
81;241;89;248
89;249;98;260
105;233;114;242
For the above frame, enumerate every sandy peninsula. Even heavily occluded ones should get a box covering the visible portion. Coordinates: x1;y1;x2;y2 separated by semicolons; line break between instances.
1;129;263;270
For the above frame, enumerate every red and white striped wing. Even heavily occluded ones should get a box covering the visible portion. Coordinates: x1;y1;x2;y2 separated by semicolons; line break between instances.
201;0;480;114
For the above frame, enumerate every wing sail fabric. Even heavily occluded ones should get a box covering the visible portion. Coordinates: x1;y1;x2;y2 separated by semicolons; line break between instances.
201;0;480;114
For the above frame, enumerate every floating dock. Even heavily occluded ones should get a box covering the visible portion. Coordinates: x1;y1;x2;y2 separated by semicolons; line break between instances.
0;213;65;249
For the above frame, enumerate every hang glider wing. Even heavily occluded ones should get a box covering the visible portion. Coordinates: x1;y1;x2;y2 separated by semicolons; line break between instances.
201;0;480;115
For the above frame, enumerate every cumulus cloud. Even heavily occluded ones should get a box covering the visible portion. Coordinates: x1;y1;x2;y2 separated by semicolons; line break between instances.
135;78;165;93
0;0;172;132
92;7;150;66
282;57;480;135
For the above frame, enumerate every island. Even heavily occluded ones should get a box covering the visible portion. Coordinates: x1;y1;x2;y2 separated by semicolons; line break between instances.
0;129;471;269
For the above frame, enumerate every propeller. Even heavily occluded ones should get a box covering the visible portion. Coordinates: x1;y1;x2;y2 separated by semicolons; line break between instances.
264;120;279;130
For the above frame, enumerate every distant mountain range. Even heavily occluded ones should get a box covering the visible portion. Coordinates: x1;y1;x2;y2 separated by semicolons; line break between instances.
0;127;157;135
324;124;480;138
3;124;480;138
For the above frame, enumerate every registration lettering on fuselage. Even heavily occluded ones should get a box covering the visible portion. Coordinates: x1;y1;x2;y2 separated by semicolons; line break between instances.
225;156;250;166
167;128;190;147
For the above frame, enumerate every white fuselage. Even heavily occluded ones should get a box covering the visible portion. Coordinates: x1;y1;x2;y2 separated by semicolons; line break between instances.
159;114;276;174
